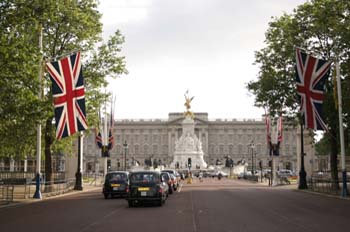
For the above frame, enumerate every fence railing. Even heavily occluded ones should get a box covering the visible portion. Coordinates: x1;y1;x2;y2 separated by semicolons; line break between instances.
0;185;14;203
0;171;79;204
0;172;66;185
0;171;107;205
83;173;104;186
308;176;349;196
0;178;77;203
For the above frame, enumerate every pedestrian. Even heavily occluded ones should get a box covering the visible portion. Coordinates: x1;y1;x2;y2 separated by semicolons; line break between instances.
199;172;203;182
218;172;223;180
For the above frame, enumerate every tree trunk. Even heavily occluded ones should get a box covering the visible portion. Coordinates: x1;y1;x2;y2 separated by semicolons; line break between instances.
329;129;339;190
44;117;54;192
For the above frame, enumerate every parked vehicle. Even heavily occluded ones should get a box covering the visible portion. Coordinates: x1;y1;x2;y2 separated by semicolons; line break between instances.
102;171;129;199
127;171;167;207
203;170;215;178
211;171;228;178
277;169;297;184
277;169;294;177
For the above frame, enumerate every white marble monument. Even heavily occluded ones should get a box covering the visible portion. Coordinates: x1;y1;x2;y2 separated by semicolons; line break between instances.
170;91;207;169
171;116;208;169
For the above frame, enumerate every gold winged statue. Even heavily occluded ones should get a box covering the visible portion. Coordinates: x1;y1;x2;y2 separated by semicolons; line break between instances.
184;90;194;118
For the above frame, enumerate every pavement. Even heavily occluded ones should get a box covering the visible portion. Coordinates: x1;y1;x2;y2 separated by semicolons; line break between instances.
1;177;349;232
0;183;102;209
1;177;348;209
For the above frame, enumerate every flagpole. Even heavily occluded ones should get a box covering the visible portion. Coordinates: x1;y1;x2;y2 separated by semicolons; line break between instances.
103;100;108;176
298;122;308;189
74;132;83;190
272;120;278;186
33;24;43;199
335;59;348;197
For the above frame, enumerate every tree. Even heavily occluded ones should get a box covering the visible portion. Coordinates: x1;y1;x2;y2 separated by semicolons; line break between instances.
247;0;350;186
0;0;45;160
0;1;128;188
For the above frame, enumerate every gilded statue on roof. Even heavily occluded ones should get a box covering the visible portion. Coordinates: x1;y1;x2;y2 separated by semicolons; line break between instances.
184;90;194;118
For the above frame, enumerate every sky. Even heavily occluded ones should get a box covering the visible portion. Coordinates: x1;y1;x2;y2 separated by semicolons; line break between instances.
98;0;307;120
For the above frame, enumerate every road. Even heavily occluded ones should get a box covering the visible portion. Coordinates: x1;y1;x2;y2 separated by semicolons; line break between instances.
0;178;349;232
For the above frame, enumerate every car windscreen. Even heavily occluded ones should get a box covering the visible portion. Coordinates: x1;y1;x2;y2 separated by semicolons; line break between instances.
163;170;179;177
130;173;160;184
106;173;127;182
161;173;170;181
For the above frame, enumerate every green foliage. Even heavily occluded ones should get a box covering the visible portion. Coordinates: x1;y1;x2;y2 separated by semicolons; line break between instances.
0;0;128;165
84;30;129;130
315;135;331;156
247;0;350;181
0;0;45;158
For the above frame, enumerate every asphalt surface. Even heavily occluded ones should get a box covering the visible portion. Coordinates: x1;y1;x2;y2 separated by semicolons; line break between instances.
0;178;349;232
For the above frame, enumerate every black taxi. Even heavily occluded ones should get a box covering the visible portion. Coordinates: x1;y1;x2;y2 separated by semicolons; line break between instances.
102;171;129;199
126;171;167;207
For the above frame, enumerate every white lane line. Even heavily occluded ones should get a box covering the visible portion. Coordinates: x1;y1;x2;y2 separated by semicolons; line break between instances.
80;207;123;232
178;182;183;192
190;191;197;232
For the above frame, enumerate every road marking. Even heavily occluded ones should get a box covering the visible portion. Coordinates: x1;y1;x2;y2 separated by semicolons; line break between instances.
190;191;197;232
178;183;183;192
80;207;123;232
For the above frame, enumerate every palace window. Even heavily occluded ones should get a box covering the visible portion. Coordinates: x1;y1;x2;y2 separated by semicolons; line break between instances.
134;144;139;155
219;144;224;154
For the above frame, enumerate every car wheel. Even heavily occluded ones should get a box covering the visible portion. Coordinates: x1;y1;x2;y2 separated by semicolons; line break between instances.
104;193;109;199
128;200;133;208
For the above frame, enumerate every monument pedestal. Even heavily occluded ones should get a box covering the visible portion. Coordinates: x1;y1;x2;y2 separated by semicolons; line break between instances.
171;116;207;169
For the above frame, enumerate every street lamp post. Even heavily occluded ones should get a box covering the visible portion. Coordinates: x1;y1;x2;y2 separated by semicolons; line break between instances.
123;141;128;171
74;133;83;190
250;141;255;174
298;123;307;189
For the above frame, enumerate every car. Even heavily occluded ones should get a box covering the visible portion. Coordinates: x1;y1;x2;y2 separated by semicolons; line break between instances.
102;171;129;199
162;169;181;181
160;172;173;194
127;171;167;207
203;170;215;178
211;171;228;178
277;169;297;184
237;172;244;179
277;169;293;177
169;173;179;191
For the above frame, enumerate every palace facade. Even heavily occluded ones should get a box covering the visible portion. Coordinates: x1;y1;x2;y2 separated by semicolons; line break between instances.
83;113;299;173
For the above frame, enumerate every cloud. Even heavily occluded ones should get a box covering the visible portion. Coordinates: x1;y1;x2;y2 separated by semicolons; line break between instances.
99;0;306;119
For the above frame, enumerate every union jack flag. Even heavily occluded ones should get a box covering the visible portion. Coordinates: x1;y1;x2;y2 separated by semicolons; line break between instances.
295;48;331;130
95;110;103;148
108;98;115;150
46;52;88;139
95;129;102;148
108;129;114;150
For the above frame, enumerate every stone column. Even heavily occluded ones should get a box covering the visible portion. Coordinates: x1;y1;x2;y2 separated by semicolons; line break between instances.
10;158;15;172
95;161;100;175
168;131;172;156
0;159;4;171
24;156;28;172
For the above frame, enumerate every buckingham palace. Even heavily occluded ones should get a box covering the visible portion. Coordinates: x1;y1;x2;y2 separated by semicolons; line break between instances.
83;112;301;173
